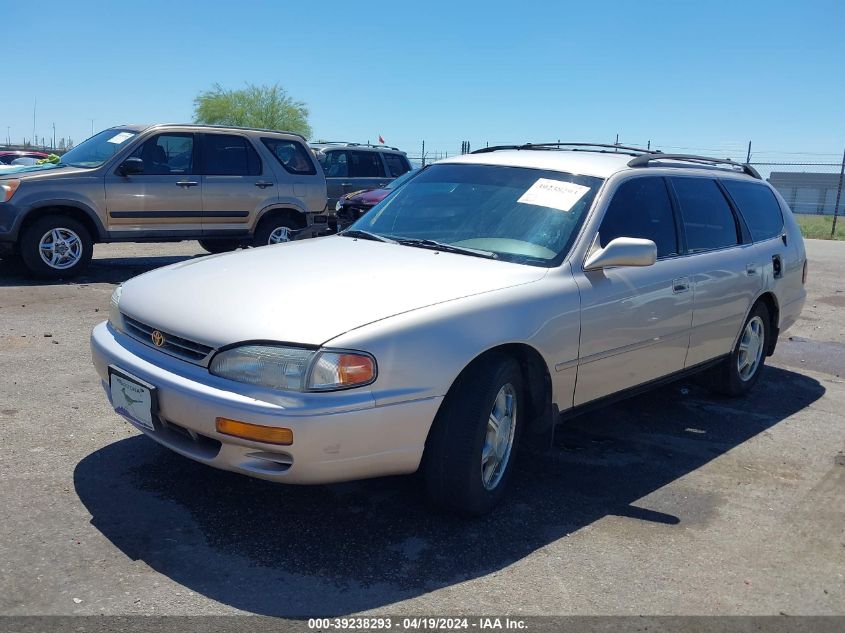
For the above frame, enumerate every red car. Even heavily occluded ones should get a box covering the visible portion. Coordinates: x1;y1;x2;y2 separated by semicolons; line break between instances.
334;169;419;231
0;150;49;165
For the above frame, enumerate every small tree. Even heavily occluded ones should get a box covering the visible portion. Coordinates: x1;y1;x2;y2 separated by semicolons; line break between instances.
193;83;312;138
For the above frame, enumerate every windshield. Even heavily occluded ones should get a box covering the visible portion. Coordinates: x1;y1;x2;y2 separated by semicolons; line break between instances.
60;129;138;168
346;163;603;266
385;169;418;190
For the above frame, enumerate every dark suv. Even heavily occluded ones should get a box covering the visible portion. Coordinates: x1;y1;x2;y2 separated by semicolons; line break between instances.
0;124;327;277
310;142;412;210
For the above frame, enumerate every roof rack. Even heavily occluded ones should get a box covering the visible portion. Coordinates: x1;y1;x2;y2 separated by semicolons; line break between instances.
627;153;761;179
311;141;401;151
472;142;659;157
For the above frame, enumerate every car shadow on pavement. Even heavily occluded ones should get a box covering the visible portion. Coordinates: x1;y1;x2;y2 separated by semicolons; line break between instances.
74;365;824;617
0;254;204;287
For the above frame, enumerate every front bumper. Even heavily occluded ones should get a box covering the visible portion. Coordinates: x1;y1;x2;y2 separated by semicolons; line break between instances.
90;321;441;484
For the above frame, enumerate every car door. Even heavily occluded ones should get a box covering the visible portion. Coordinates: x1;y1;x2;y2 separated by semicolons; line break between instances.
572;176;696;406
347;150;390;195
321;149;349;208
104;132;201;233
669;176;763;367
199;133;274;236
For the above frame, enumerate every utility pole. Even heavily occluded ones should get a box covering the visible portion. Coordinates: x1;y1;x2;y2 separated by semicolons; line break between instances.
5;126;9;146
831;147;845;238
32;97;36;143
746;140;752;164
421;140;425;167
52;123;56;150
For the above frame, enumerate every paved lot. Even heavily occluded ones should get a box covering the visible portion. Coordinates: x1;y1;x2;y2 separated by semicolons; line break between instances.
0;240;843;616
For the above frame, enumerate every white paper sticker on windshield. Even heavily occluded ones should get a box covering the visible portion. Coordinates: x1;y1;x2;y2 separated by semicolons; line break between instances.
107;132;135;144
517;178;590;212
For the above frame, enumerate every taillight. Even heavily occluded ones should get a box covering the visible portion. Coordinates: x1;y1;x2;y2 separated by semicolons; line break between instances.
802;260;808;285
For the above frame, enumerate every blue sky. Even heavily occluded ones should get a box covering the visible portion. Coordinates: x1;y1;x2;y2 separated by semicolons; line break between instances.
3;0;844;162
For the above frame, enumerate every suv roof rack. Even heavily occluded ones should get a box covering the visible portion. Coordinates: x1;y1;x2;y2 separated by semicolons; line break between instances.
312;141;401;151
627;153;762;179
472;142;659;157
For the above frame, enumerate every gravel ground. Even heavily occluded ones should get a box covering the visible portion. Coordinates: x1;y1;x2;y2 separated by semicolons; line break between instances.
0;239;843;617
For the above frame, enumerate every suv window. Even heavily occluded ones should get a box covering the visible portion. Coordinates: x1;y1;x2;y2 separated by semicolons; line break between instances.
599;177;678;258
262;138;315;175
671;177;740;253
201;134;261;176
348;151;385;178
384;153;411;177
321;150;348;177
722;180;784;242
131;133;194;175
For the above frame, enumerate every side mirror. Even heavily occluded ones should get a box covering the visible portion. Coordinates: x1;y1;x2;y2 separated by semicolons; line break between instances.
118;157;144;176
584;237;657;271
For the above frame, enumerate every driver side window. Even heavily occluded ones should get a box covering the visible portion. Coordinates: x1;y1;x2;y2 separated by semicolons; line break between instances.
131;133;194;175
599;177;678;259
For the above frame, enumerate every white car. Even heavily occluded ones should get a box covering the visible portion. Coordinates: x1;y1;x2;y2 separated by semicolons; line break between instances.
91;142;806;515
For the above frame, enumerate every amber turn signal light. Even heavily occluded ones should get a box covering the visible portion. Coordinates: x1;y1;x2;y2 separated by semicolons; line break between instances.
215;417;293;445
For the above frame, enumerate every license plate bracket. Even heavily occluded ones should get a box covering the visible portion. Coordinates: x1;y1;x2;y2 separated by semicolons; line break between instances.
109;366;158;432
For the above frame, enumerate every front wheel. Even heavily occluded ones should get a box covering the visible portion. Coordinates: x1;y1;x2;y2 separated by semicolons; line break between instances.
19;215;93;278
710;302;770;397
423;355;523;516
198;239;241;254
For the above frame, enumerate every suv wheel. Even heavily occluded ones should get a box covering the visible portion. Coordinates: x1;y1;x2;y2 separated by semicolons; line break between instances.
710;302;770;397
423;355;523;516
198;239;241;254
253;218;297;247
19;215;93;278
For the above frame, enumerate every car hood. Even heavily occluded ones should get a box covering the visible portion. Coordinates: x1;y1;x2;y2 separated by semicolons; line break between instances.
0;163;93;180
349;188;389;205
119;236;547;348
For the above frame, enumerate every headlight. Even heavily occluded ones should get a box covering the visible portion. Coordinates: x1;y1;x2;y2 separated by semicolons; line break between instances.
108;285;124;329
209;345;376;392
1;179;20;202
335;200;343;212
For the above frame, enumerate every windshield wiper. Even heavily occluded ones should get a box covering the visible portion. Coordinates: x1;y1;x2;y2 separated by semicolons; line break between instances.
340;229;397;244
395;238;498;259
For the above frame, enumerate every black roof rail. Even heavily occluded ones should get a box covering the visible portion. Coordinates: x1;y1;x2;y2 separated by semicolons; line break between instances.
312;141;401;151
472;142;659;157
627;153;762;179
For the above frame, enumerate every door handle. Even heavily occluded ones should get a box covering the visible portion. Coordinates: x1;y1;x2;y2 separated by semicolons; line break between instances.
255;181;274;189
176;180;198;188
672;277;690;293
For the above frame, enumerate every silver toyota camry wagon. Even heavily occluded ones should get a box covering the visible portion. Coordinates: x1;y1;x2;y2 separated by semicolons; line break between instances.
91;142;807;515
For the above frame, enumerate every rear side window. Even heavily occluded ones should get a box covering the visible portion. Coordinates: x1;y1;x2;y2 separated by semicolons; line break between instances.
201;134;261;176
599;177;678;258
262;138;316;175
384;153;411;177
671;177;739;253
348;151;386;178
722;180;784;242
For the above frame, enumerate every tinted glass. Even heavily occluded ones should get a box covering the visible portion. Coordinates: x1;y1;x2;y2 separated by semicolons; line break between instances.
321;150;348;177
671;177;739;252
349;164;603;266
384;153;411;177
348;151;385;178
202;134;261;176
131;133;193;175
722;180;784;241
262;138;315;175
599;177;678;258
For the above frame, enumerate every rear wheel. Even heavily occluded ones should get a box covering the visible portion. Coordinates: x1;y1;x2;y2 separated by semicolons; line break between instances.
253;217;298;247
198;239;241;254
19;215;93;278
423;355;523;516
710;302;770;397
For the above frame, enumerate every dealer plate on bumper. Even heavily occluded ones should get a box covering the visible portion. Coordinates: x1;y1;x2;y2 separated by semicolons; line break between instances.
109;367;156;431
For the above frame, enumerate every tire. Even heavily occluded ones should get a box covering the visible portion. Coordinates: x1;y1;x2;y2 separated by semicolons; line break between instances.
253;217;298;247
423;355;523;516
19;215;93;279
710;302;771;397
198;239;241;254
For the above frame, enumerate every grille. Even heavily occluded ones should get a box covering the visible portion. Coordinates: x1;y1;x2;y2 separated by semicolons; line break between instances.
123;314;215;365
